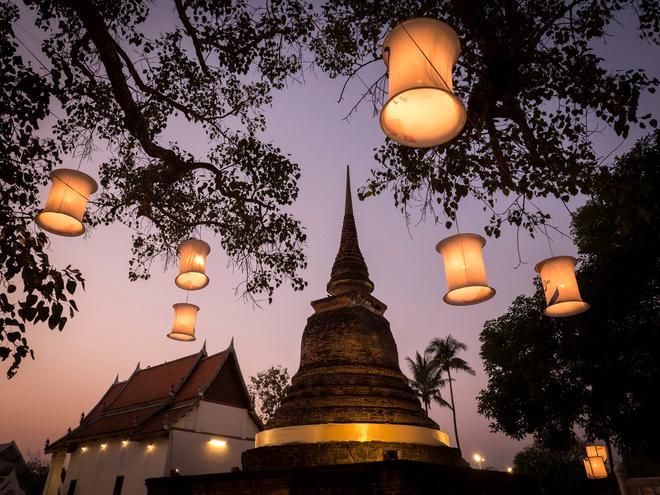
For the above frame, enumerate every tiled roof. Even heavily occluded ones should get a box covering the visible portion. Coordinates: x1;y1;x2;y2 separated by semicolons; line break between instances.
47;342;250;452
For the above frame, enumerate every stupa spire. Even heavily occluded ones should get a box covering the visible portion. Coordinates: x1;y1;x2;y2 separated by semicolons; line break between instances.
327;166;374;296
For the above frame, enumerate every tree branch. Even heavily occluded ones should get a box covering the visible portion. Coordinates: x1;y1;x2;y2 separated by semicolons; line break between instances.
173;0;211;76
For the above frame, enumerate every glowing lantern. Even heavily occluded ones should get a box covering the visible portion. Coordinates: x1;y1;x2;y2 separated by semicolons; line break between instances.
167;303;199;341
535;256;590;317
380;18;466;148
583;456;608;479
435;233;495;305
175;239;211;290
35;169;98;237
586;445;608;463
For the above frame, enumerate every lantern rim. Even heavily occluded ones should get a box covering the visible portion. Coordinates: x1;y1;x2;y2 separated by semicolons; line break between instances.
544;300;590;317
172;302;200;311
167;332;197;342
534;255;577;273
175;272;210;291
35;211;86;237
50;168;99;195
380;87;467;148
435;232;486;253
443;285;496;306
382;17;461;56
177;238;211;255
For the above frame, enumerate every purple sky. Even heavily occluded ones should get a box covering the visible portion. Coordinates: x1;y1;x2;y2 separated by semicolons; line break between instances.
1;5;658;470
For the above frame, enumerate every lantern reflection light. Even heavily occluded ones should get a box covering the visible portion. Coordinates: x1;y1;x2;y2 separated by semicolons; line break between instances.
535;256;590;317
175;239;211;290
380;18;466;147
167;303;199;342
35;169;98;237
435;233;495;305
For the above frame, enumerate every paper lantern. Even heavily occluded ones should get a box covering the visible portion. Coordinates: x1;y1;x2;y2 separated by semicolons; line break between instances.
435;233;495;305
586;445;608;463
583;456;608;479
175;239;211;290
380;18;466;148
535;256;590;317
35;169;98;237
167;303;199;341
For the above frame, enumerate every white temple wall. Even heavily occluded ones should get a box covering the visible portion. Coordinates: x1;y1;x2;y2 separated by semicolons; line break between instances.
61;437;168;495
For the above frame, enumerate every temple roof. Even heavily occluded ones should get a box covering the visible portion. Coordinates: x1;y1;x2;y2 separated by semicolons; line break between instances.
47;341;259;452
327;166;375;296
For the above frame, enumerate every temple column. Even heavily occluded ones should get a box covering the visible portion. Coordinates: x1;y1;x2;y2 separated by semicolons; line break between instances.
42;450;66;495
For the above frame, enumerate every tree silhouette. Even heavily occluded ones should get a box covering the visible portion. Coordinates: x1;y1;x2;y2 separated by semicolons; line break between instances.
313;0;659;238
405;350;450;415
478;131;660;461
427;335;475;451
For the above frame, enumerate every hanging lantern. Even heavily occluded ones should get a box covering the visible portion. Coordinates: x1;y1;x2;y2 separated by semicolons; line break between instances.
535;256;590;317
175;239;211;290
583;456;608;479
35;169;98;237
435;233;495;306
380;18;467;148
586;445;608;463
167;303;199;341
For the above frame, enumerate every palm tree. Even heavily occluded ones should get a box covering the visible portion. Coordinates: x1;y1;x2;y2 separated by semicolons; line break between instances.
405;350;450;415
426;335;475;451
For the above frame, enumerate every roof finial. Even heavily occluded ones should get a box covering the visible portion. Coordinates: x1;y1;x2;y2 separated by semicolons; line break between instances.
326;166;374;296
344;165;353;217
200;340;207;357
113;374;119;385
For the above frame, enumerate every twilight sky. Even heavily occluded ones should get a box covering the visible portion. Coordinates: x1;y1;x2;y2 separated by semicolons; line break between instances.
1;4;658;469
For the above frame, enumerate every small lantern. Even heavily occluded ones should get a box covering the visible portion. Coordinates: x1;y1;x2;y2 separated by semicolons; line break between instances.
175;239;211;290
583;456;608;479
535;256;590;317
167;303;199;341
586;445;608;463
35;169;98;237
380;18;467;148
435;233;495;305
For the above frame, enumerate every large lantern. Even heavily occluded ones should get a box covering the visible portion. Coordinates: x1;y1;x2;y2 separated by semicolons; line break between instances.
435;233;495;305
35;169;98;237
380;18;466;148
175;239;211;290
586;445;608;463
535;256;590;317
583;456;608;479
167;303;199;341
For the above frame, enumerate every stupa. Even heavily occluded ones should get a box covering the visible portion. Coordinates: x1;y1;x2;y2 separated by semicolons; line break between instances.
242;167;465;471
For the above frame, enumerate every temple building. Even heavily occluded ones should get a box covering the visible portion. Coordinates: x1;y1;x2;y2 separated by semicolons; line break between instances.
241;167;464;471
42;341;260;495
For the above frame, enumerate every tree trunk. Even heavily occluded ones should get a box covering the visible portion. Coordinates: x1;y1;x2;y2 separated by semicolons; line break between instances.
447;368;461;451
605;436;615;473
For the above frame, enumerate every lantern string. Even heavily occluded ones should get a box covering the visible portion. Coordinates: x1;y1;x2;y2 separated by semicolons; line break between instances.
186;290;190;304
51;174;92;201
399;22;451;93
542;223;555;257
454;215;470;282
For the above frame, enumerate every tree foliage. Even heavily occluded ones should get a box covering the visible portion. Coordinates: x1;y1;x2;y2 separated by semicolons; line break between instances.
1;2;84;378
405;350;450;414
28;0;312;297
312;0;659;236
248;365;290;424
478;131;660;459
513;442;594;495
2;0;314;376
